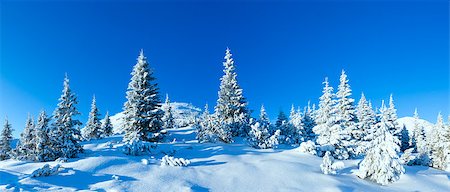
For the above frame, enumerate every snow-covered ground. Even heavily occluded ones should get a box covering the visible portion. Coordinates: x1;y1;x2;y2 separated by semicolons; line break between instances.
1;126;449;192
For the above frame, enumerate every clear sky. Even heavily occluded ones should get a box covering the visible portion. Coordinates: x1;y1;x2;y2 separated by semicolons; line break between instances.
1;0;449;138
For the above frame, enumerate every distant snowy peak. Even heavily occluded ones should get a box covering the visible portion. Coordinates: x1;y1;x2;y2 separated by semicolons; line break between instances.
109;102;201;134
396;116;434;134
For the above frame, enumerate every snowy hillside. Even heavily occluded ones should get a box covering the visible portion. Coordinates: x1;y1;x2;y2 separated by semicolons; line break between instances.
397;116;434;134
1;126;449;192
109;102;201;134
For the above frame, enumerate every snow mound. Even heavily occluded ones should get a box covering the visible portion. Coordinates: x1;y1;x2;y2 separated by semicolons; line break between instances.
31;164;61;177
160;155;191;167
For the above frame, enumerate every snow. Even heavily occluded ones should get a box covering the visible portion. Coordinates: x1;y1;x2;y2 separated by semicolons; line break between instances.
1;125;449;191
397;116;433;135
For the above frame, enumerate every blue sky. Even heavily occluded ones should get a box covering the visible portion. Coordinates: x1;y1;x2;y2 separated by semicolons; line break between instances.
1;0;449;137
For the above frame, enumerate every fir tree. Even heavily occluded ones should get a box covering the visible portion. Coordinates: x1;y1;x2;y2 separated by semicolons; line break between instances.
162;94;176;129
399;125;410;152
0;118;13;160
101;111;114;137
302;101;316;141
355;93;377;155
429;113;450;170
289;105;305;144
248;105;273;149
321;151;336;175
197;104;232;143
83;96;102;140
123;50;163;142
357;101;404;185
34;110;54;162
335;70;357;159
413;110;427;154
313;78;346;159
50;74;83;159
15;114;36;160
387;94;401;139
214;48;250;138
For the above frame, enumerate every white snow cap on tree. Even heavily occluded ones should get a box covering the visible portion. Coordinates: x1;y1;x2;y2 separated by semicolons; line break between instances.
357;100;404;185
123;49;163;142
0;118;13;160
214;48;250;138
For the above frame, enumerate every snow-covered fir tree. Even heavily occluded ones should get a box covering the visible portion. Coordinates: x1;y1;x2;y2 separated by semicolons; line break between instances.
301;101;316;141
399;125;410;152
357;100;404;185
387;94;401;140
83;96;102;140
15;114;36;160
321;151;336;175
248;105;274;149
197;104;232;143
276;110;297;144
101;111;114;137
123;50;163;142
334;70;357;159
313;77;348;159
0;118;13;160
429;112;450;170
162;94;175;129
50;75;83;159
34;110;54;162
412;109;427;154
289;105;305;144
355;93;377;155
214;48;250;138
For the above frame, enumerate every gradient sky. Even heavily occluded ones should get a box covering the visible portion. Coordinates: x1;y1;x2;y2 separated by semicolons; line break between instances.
1;0;449;138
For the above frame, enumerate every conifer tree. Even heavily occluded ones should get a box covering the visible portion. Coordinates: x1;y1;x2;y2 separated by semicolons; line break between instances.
357;100;404;185
335;70;357;158
101;111;114;137
248;105;273;149
83;96;102;140
15;114;36;160
412;109;427;154
313;78;347;159
214;48;250;138
429;113;450;170
0;118;13;160
399;125;410;152
387;94;401;139
197;104;232;143
123;50;163;142
162;94;175;129
34;110;54;162
50;75;83;159
302;101;316;141
321;151;337;175
355;93;376;155
289;105;305;144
